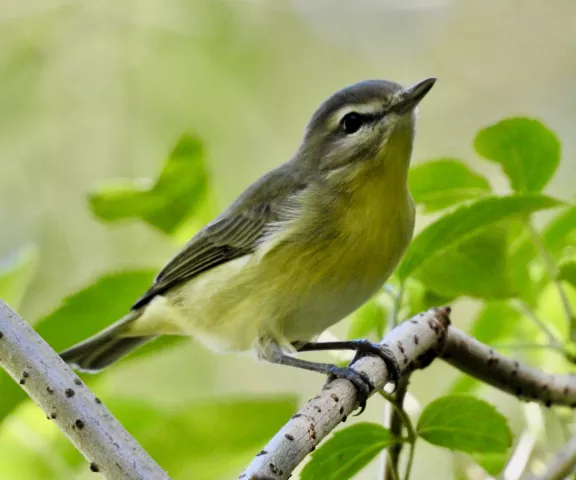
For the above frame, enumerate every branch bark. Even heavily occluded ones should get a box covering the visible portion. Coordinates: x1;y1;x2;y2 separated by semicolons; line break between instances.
241;307;451;480
242;309;576;480
443;328;576;407
0;300;170;480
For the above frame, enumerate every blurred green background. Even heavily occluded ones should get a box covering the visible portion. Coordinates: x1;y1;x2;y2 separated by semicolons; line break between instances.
1;0;576;478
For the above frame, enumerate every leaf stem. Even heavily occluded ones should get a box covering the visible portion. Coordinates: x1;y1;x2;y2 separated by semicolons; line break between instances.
390;282;405;328
379;388;417;480
515;299;563;347
526;222;575;340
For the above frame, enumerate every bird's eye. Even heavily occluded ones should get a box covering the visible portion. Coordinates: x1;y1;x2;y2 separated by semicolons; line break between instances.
341;112;363;134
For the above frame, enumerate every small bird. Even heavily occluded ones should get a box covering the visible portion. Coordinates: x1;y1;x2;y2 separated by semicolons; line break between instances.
61;77;435;409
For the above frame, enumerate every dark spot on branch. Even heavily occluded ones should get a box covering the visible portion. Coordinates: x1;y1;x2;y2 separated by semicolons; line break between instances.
413;335;419;345
95;397;101;404
284;434;294;441
269;462;283;476
309;446;316;453
291;413;301;419
339;406;344;414
416;350;437;369
50;412;56;419
23;370;29;378
19;378;25;385
0;331;3;339
47;386;54;394
256;450;268;457
308;423;317;441
65;388;75;398
330;393;339;402
75;419;85;429
342;415;347;422
313;405;321;413
89;462;99;473
397;341;405;354
74;378;82;386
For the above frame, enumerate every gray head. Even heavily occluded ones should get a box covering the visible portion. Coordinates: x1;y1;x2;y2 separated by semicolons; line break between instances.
297;78;436;177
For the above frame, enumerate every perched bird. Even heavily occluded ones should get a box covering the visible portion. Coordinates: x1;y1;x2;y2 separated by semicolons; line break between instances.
61;77;435;409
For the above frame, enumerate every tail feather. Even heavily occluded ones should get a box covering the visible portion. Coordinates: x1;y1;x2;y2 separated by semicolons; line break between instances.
60;311;156;373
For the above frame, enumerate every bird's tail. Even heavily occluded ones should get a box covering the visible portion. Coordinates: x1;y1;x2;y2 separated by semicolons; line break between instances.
60;310;156;373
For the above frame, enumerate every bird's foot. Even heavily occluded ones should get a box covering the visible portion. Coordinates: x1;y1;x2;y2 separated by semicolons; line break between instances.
350;340;401;392
326;365;374;415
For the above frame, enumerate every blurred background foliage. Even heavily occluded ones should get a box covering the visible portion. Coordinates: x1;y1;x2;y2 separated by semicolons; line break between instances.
1;0;576;478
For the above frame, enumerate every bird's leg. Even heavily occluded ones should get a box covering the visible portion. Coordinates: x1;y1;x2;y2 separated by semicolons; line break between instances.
296;339;400;389
261;341;373;413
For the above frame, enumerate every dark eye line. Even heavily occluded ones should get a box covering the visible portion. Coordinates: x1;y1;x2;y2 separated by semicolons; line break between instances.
338;111;384;132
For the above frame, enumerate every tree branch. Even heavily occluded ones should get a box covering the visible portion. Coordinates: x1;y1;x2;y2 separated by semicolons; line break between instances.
240;307;451;480
442;328;576;407
525;436;576;480
242;308;576;480
0;300;170;480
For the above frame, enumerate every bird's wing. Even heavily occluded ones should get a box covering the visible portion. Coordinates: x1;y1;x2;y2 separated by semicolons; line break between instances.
132;165;307;310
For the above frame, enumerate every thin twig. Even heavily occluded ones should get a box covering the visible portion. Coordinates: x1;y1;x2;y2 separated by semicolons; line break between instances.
0;300;170;480
383;376;413;480
525;436;576;480
526;222;575;341
515;300;563;347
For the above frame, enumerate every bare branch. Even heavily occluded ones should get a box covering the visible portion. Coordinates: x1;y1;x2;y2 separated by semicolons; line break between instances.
0;300;170;480
525;436;576;480
443;328;576;407
240;308;451;480
242;309;576;480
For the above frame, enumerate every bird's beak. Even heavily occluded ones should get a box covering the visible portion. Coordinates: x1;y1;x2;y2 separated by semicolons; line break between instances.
391;77;436;114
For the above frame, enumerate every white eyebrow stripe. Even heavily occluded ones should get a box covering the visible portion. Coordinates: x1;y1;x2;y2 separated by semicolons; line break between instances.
329;102;386;128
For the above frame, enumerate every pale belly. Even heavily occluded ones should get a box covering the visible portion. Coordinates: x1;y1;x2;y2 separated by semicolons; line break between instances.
130;195;415;354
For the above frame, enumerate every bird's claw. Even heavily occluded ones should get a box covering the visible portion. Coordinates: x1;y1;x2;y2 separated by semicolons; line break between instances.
326;365;374;415
350;340;401;394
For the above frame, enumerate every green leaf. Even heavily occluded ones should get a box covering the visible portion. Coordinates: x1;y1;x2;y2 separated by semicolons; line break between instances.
347;301;387;340
474;117;560;193
472;452;508;476
89;134;209;234
0;396;297;480
404;279;454;317
110;396;297;478
559;261;576;289
409;158;491;212
449;375;480;395
301;423;395;480
543;207;576;260
398;194;561;280
0;245;39;310
470;301;523;344
39;270;156;351
0;270;158;425
417;394;512;453
414;225;515;300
